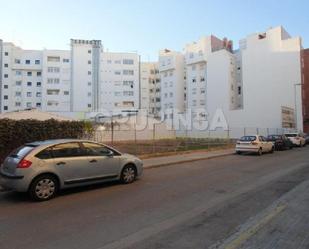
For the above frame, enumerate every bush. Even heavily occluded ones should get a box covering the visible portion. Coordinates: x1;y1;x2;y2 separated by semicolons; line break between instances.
0;119;92;163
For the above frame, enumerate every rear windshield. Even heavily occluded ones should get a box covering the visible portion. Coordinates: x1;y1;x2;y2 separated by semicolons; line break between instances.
9;145;37;158
268;135;281;140
285;134;297;137
240;136;256;142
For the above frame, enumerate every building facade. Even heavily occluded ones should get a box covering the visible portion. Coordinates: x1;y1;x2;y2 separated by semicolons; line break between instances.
302;49;309;133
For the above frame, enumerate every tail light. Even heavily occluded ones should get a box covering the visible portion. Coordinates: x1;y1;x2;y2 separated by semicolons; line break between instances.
17;159;32;168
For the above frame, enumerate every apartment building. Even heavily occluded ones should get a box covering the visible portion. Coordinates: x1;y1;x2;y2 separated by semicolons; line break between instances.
100;52;139;114
1;42;43;112
184;36;236;119
0;39;140;116
140;62;161;116
302;48;309;133
159;49;185;119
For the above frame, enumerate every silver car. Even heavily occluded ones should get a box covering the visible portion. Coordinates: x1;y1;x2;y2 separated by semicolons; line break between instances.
0;139;143;201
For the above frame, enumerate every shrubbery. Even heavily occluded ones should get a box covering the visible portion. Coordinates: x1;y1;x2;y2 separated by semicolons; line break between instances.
0;119;93;163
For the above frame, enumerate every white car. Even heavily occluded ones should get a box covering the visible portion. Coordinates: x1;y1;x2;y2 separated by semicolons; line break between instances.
285;133;306;147
236;135;274;155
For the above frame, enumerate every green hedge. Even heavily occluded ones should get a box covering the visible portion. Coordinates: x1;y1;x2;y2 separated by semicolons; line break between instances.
0;119;93;163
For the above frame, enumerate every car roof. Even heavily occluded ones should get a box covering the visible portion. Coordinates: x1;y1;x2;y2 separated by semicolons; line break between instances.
26;139;104;147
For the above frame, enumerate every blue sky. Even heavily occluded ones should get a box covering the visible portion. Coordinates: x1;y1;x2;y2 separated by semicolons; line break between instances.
1;0;308;61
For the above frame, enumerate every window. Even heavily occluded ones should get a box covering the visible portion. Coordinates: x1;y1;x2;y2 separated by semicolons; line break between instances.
37;82;42;87
238;86;242;95
15;59;21;64
16;81;22;86
4;63;8;68
107;60;112;64
36;103;41;107
4;85;8;89
35;147;53;159
83;142;114;156
201;88;206;94
169;92;173;97
169;71;173;76
37;72;42;76
27;72;32;76
52;143;85;158
88;50;91;54
88;71;91;75
63;58;70;63
88;82;92;86
87;104;92;108
123;70;134;75
15;102;21;107
36;92;41;97
114;60;121;64
48;67;60;73
115;71;121;75
27;92;32;97
114;92;121;96
35;60;40;65
4;106;8;110
64;91;69;95
192;78;196;83
25;60;31;64
4;52;8;56
123;91;134;96
27;82;32;86
15;92;21;97
4;74;8;78
200;77;205;82
16;71;22;76
4;95;8;100
26;102;32;108
47;78;60;84
123;80;134;86
189;52;194;59
47;56;60;62
88;92;92;97
88;60;91;64
192;65;196;71
123;59;134;65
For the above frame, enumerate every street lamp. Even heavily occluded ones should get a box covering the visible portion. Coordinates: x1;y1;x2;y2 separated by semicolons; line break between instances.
294;83;304;130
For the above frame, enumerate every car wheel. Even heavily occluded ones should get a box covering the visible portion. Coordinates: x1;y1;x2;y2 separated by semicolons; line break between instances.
258;148;263;156
121;164;137;184
270;146;274;153
29;174;58;201
236;151;242;155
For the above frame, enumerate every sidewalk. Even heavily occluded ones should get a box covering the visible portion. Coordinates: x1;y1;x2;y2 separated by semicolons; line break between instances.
216;179;309;249
143;148;235;169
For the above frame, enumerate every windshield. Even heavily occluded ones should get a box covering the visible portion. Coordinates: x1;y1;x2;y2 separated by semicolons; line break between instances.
285;134;297;138
240;136;256;142
268;135;281;140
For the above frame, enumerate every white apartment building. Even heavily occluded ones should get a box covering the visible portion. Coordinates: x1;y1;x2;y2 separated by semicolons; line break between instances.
159;49;185;119
100;52;139;114
140;62;161;116
227;26;303;131
42;50;71;112
0;39;140;117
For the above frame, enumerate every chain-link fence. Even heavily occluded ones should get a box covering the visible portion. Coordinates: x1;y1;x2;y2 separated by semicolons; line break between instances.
83;122;296;156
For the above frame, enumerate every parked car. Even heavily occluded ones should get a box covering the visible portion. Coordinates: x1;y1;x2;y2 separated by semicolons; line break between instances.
236;135;275;155
284;133;306;147
0;139;143;201
303;133;309;145
267;135;293;150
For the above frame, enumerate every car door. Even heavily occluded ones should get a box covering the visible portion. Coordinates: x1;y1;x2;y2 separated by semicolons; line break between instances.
262;136;272;151
51;142;93;185
82;142;121;180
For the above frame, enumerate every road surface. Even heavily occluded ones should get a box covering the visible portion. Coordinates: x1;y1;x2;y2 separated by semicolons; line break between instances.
1;147;308;249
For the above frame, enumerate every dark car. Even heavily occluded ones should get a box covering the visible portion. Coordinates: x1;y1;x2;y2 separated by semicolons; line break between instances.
267;135;293;150
305;134;309;145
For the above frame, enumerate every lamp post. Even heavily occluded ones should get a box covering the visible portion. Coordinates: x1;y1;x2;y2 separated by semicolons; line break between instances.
294;83;304;131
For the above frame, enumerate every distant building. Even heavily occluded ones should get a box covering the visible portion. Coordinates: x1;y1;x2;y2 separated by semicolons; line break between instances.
302;48;309;133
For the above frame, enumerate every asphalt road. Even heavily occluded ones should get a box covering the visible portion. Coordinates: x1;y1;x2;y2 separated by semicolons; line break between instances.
0;147;309;249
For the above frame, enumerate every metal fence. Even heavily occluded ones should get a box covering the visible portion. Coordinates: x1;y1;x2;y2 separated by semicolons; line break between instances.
83;123;296;156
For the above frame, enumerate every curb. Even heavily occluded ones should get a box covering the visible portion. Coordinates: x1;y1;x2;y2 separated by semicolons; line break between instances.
143;151;234;169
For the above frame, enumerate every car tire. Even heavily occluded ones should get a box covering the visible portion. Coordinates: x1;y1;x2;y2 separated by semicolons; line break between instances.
258;148;263;156
236;151;242;155
29;174;59;201
120;164;137;184
270;146;274;153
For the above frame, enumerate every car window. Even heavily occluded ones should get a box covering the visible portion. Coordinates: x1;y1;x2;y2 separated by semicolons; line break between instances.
52;143;85;158
285;134;297;137
240;136;256;142
82;142;113;156
36;147;53;159
259;136;264;142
